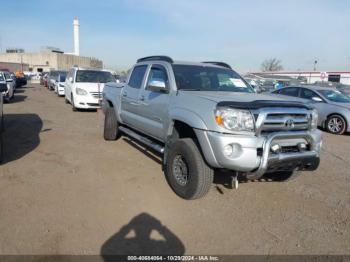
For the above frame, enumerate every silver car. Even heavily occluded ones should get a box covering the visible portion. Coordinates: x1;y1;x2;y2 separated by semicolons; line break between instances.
273;86;350;135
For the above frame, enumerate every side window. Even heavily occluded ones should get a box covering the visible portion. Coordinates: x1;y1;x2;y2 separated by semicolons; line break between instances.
300;88;320;100
279;87;299;97
146;65;168;90
128;65;148;89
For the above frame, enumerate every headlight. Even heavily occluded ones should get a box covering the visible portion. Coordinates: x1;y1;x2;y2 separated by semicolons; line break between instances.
76;87;87;96
311;109;318;130
215;107;255;132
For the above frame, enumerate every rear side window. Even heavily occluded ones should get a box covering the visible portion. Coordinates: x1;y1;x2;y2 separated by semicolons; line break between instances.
300;88;321;100
279;87;300;97
128;65;148;89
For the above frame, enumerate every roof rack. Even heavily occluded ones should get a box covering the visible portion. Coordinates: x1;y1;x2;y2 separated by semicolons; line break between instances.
137;56;174;63
202;61;232;69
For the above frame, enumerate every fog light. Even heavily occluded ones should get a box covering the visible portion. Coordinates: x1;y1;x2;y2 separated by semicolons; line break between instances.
223;145;233;157
271;144;281;153
298;143;307;151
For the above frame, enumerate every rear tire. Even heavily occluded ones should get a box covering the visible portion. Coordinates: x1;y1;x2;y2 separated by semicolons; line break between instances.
104;107;120;141
326;114;346;135
165;138;213;200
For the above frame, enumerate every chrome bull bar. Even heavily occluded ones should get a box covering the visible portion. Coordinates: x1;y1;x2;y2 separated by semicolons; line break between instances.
246;131;319;180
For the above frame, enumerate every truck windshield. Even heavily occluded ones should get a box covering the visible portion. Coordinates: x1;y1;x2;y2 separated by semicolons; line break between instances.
173;65;254;93
318;90;350;103
76;70;115;83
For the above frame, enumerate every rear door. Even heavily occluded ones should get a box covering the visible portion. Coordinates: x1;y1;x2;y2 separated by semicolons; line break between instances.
120;65;148;129
137;64;170;140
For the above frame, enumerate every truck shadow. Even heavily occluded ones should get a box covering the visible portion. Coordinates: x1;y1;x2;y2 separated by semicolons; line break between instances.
1;114;42;164
122;138;163;165
101;213;185;259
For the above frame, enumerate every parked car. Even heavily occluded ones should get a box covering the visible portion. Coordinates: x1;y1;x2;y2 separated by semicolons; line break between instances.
15;72;27;87
40;73;48;85
9;72;18;91
102;56;322;200
336;84;350;98
54;72;67;96
0;71;15;102
272;86;350;135
48;71;66;90
65;67;115;111
0;91;3;162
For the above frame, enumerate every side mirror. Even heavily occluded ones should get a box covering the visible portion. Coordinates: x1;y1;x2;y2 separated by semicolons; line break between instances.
311;97;323;102
68;77;73;83
148;79;167;92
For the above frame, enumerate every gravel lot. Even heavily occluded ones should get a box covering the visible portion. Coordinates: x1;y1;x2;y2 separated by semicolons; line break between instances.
0;83;349;255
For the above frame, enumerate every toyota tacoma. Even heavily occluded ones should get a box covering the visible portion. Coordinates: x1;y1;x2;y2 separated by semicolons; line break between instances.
102;56;322;200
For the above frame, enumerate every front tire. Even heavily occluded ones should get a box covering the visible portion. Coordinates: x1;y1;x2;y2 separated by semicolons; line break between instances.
165;138;213;200
326;115;347;135
71;94;77;112
103;107;120;140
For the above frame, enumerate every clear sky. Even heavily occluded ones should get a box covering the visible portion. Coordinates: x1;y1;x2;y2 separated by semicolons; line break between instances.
0;0;349;72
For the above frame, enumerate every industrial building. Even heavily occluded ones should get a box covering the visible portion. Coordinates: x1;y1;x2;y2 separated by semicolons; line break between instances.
0;18;103;73
0;61;29;72
250;71;350;85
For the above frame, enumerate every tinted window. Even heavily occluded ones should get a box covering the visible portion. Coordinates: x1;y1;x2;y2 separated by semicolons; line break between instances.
128;65;148;89
0;74;4;81
4;73;11;80
279;87;299;97
300;88;321;100
75;70;114;83
59;74;66;82
173;65;254;93
147;65;168;89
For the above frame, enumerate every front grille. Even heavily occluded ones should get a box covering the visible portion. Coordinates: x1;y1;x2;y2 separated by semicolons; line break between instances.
90;92;102;99
256;108;310;135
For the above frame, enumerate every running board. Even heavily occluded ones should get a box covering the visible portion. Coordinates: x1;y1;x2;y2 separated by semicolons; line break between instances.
119;126;165;154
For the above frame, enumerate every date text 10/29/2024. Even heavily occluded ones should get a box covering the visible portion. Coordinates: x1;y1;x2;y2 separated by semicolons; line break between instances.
127;256;219;261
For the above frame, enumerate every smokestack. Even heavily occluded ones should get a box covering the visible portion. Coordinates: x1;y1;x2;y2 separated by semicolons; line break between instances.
73;17;80;56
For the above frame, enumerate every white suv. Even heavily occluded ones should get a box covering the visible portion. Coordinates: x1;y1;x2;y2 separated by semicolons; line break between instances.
64;67;115;111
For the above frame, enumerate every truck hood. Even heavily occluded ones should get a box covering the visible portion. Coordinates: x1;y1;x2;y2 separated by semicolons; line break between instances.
180;91;295;103
75;82;105;92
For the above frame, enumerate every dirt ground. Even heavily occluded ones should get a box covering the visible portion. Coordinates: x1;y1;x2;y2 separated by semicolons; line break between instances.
0;83;349;255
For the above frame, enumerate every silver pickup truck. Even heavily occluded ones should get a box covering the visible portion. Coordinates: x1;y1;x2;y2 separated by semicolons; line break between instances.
102;56;322;200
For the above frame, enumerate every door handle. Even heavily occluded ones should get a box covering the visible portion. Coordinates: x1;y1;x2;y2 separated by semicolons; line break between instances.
140;95;145;101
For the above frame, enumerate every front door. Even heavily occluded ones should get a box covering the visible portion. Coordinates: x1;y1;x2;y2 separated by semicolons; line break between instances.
138;64;170;140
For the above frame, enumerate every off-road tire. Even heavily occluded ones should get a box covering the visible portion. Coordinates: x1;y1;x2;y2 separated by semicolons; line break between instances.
165;138;213;200
326;114;347;135
104;107;120;141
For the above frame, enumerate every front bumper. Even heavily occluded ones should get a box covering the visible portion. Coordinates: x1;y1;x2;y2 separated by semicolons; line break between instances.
195;129;322;179
57;86;65;96
74;94;101;109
